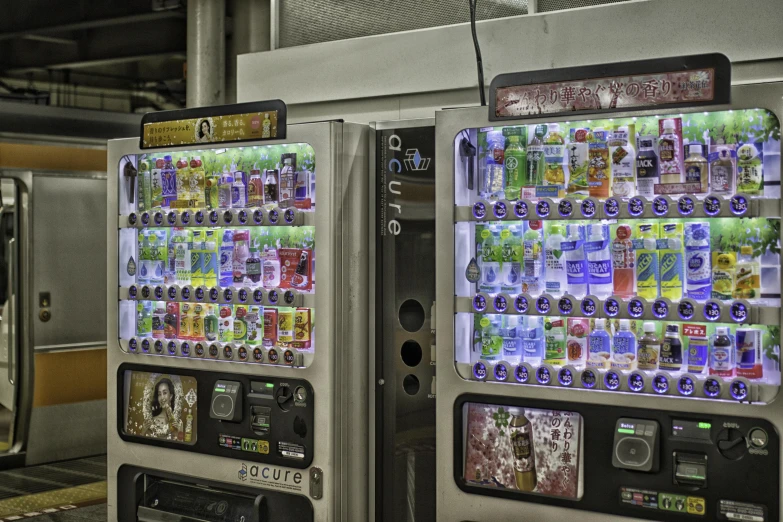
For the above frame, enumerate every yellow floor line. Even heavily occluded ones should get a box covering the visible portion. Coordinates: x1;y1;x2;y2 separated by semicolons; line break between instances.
0;481;106;518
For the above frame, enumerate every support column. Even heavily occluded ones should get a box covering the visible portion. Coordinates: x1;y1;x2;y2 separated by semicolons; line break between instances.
227;0;270;104
187;0;226;107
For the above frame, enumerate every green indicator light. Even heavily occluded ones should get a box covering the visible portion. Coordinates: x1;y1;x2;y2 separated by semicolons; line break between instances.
214;387;225;392
698;422;711;429
266;383;274;388
618;428;635;434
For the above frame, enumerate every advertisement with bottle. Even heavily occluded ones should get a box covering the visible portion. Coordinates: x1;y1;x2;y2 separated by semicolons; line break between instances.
463;403;583;499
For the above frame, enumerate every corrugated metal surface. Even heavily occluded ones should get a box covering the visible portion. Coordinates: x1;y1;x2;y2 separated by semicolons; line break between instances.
538;0;629;12
279;0;528;48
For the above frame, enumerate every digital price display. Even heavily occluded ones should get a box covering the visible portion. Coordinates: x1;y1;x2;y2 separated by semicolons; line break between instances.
536;366;551;385
472;201;486;219
473;362;487;380
493;201;507;219
558;199;573;217
558;368;574;387
672;419;712;440
628;373;645;392
604;371;621;391
581;297;597;316
536;200;551;218
628;197;645;217
704;378;721;398
581;199;596;218
515;365;529;383
604;198;619;218
494;363;508;381
652;196;669;216
581;369;597;389
514;200;528;219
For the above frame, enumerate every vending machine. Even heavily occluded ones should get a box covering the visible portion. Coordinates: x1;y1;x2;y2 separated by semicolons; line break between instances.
107;102;369;521
436;55;783;521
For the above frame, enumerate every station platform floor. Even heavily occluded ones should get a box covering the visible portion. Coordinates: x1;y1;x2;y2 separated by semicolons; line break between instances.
0;455;106;521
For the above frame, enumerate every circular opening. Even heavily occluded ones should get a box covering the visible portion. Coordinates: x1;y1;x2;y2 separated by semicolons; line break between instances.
402;374;420;396
398;299;425;333
401;340;423;367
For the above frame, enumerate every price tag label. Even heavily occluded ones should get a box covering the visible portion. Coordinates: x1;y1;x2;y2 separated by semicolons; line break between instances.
238;209;249;224
703;301;721;322
581;369;597;389
558;297;573;315
284;208;296;224
268;290;279;305
141;339;151;352
494;295;507;313
515;365;529;383
514;200;528;219
558;368;574;387
238;289;248;302
558;199;573;218
253;209;265;224
628;373;645;392
604;371;621;391
678;301;695;320
129;338;138;352
154;286;164;300
536;366;551;385
129;285;138;299
536;296;551;314
730;301;748;323
730;380;748;401
180;342;190;356
730;195;748;216
653;374;669;394
604;197;620;218
473;294;487;312
168;341;177;355
141;212;151;226
268;209;279;224
492;201;507;219
253;289;264;303
209;210;219;224
628;298;644;318
581;198;596;218
678;376;695;396
195;210;205;224
678;196;695;216
581;297;597;316
703;378;721;398
472;201;487;219
167;212;177;225
652;196;669;216
181;211;191;225
704;196;721;216
181;287;191;300
514;295;529;314
628;197;645;217
223;210;233;224
223;288;233;302
653;300;669;319
494;363;508;381
154;212;164;225
536;200;550;218
604;298;620;317
473;361;487;380
168;287;177;300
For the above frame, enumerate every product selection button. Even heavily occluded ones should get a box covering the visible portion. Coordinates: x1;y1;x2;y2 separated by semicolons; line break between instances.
604;371;621;390
703;196;721;216
515;364;529;384
730;195;748;216
268;208;279;224
558;199;573;218
535;366;551;385
238;209;248;224
195;210;205;224
652;196;669;216
493;295;507;313
181;211;191;225
703;301;721;322
514;295;528;314
536;296;551;314
473;361;487;381
678;376;695;396
494;362;508;381
209;210;219;225
604;197;620;218
513;200;528;219
492;201;507;220
678;196;695;216
628;372;645;392
581;297;596;317
558;367;574;387
253;209;265;224
558;297;573;315
581;198;596;218
628;298;644;318
653;374;669;394
604;298;620;317
653;299;669;319
730;379;749;401
536;200;550;218
167;211;177;225
628;197;645;217
473;294;487;312
703;377;721;398
730;301;748;323
581;369;597;389
678;300;695;321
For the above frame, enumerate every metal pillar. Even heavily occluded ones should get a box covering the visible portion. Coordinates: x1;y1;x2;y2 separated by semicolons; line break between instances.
227;0;270;104
187;0;226;107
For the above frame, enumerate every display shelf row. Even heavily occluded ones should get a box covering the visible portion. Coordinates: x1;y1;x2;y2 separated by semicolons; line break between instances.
457;293;778;326
122;284;313;308
123;337;312;367
456;193;776;222
457;361;766;403
121;206;313;229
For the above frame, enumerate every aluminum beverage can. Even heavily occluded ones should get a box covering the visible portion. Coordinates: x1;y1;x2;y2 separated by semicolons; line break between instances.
736;328;761;370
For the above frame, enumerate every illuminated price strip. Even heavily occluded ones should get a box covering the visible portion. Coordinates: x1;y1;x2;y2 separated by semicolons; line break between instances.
460;361;759;403
123;337;309;368
458;295;774;326
122;206;313;228
122;285;313;309
454;193;774;222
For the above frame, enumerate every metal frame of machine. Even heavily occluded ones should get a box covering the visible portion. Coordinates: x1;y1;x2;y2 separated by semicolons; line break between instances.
435;82;783;521
107;120;369;522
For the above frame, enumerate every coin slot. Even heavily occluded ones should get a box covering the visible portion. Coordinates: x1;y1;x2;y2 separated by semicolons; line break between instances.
398;299;425;333
402;374;420;396
401;340;423;367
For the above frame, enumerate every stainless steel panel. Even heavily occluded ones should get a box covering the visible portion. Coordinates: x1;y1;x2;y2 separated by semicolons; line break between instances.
32;172;107;349
25;399;106;465
435;82;783;521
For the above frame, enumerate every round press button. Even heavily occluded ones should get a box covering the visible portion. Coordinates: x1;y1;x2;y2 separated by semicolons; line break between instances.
749;428;768;449
616;437;651;468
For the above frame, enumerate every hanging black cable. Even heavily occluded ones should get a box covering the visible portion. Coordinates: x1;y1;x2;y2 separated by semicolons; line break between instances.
469;0;487;106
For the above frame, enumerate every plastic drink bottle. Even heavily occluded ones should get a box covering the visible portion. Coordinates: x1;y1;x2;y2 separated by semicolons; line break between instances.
636;223;660;300
612;225;635;298
585;225;613;299
637;322;660;370
543;123;567;197
659;223;684;300
218;168;233;209
562;225;587;298
660;324;685;372
685;222;711;300
176;157;191;203
161;155;177;207
481;130;506;199
500;225;522;294
233;230;251;284
479;225;501;294
636;137;659;198
189;156;206;207
504;133;527;200
709;327;735;377
609;127;636;198
521;222;543;295
525;125;545;195
248;165;264;206
587;318;611;369
544;224;568;297
684;143;709;194
219;230;234;287
658;119;681;184
611;319;637;371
